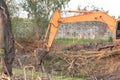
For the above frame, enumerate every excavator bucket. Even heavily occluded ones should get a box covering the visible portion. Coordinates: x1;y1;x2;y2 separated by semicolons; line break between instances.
35;48;48;65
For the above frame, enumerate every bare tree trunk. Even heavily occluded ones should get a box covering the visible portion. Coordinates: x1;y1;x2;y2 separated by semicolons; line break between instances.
0;0;15;76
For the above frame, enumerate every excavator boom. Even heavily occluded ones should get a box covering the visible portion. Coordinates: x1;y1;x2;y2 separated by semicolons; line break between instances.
37;10;120;65
44;10;117;50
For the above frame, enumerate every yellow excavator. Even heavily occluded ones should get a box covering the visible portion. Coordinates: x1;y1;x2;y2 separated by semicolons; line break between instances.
37;10;120;64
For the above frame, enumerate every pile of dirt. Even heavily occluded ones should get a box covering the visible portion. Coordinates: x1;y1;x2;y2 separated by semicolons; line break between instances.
15;40;43;54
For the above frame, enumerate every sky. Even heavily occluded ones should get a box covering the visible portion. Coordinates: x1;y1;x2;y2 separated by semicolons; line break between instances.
67;0;120;18
19;0;120;18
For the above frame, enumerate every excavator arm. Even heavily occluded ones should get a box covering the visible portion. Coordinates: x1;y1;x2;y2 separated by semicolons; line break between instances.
36;10;119;65
44;10;117;51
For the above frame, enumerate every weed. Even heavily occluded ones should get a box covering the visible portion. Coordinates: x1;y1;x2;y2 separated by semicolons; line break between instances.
54;38;110;44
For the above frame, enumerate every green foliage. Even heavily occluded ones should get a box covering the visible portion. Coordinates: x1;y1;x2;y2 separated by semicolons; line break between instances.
118;16;120;19
108;36;113;42
13;68;85;80
22;0;70;18
55;77;85;80
77;5;109;13
11;17;35;41
6;0;19;16
20;0;70;39
13;68;40;77
54;38;109;44
11;17;22;40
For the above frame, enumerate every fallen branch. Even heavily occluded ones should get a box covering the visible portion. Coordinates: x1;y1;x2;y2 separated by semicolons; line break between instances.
15;40;24;49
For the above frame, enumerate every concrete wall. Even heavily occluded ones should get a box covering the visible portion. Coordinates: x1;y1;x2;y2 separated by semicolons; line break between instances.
56;22;112;39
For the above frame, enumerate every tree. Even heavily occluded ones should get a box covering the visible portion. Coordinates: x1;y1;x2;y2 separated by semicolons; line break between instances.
118;16;120;19
21;0;70;40
77;5;109;13
7;0;19;16
0;0;15;76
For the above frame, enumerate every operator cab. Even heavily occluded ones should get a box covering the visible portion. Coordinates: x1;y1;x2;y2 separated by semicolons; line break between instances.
116;21;120;39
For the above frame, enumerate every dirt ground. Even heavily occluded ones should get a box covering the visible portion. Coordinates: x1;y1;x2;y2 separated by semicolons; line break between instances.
12;41;120;80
